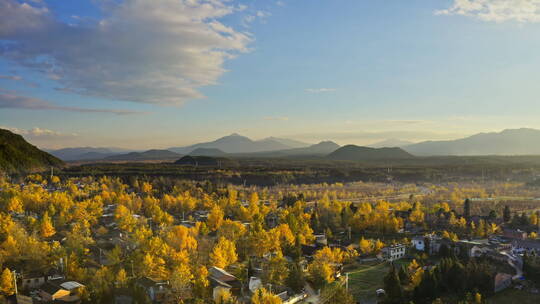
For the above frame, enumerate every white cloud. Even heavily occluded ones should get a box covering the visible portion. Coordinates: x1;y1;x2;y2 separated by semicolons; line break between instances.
243;10;271;26
0;74;22;81
436;0;540;23
1;126;77;138
0;91;145;115
0;0;252;105
305;88;337;93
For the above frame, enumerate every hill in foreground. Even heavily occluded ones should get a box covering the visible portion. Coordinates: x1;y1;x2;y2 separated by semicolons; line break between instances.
327;145;414;161
0;128;64;173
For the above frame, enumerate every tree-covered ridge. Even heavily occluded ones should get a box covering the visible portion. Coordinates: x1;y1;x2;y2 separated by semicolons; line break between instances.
0;129;64;174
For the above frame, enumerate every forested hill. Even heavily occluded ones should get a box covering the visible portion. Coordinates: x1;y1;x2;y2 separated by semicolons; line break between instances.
327;145;414;161
0;128;64;173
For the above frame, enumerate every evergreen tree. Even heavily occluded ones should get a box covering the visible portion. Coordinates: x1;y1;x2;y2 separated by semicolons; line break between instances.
286;262;305;293
488;210;497;221
398;265;410;284
464;199;471;219
503;206;511;222
384;266;403;303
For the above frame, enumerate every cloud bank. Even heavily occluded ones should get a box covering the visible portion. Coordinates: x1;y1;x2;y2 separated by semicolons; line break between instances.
0;0;251;105
1;126;77;138
437;0;540;23
0;91;144;115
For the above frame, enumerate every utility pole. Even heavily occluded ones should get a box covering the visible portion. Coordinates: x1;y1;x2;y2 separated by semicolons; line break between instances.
13;270;17;295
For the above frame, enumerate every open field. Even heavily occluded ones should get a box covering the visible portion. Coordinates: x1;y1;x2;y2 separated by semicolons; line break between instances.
346;262;390;304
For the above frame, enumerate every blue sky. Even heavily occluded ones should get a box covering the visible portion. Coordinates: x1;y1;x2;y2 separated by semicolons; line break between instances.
1;0;540;149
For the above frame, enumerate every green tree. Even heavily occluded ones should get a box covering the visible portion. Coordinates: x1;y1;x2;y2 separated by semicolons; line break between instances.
383;266;403;303
503;205;511;222
464;199;471;219
286;262;305;293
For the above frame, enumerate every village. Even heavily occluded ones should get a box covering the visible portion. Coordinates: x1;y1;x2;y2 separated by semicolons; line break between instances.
1;176;540;304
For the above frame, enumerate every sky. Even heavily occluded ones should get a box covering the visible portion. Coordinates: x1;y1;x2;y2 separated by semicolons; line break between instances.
2;0;540;149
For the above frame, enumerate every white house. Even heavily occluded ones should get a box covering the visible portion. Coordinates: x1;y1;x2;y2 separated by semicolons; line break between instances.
382;244;406;261
411;236;425;251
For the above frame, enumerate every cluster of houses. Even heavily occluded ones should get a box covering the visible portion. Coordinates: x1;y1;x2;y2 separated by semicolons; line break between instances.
386;228;540;294
8;200;314;304
9;269;85;304
8;187;540;303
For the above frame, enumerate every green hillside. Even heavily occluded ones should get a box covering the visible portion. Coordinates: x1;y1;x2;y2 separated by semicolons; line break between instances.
0;128;64;173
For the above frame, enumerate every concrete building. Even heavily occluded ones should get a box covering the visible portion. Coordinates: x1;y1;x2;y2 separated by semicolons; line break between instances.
382;244;406;261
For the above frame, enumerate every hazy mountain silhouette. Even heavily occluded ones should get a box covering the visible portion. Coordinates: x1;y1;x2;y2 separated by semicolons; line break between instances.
234;141;340;158
169;133;306;154
404;128;540;156
189;148;227;157
327;145;413;161
369;139;415;148
49;147;132;161
259;137;310;149
105;149;181;161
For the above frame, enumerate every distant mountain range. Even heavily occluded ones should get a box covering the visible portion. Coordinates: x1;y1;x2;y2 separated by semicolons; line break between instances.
328;145;413;161
0;128;63;173
189;148;227;157
169;133;310;154
369;138;415;148
238;141;341;158
104;149;181;161
48;147;133;161
46;128;540;162
403;128;540;156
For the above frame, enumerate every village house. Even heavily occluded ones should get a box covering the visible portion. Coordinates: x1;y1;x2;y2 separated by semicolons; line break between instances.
134;277;169;303
208;266;241;302
457;239;493;258
382;244;406;261
411;236;426;251
20;269;64;290
39;280;84;303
